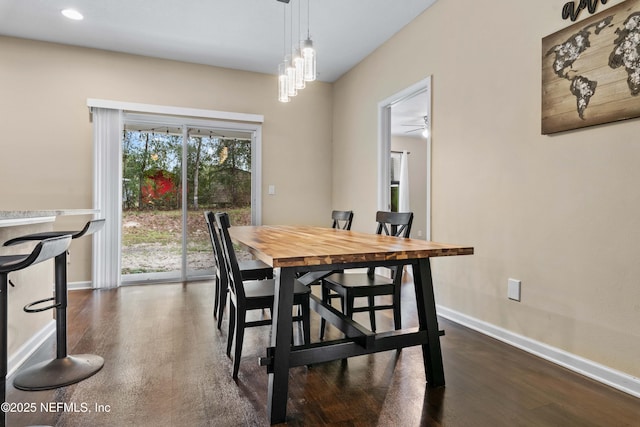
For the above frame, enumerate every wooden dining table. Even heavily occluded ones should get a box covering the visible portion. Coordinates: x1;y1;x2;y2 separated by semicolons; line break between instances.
228;225;473;424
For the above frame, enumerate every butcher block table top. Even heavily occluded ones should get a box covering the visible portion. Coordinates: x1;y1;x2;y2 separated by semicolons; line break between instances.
228;225;474;268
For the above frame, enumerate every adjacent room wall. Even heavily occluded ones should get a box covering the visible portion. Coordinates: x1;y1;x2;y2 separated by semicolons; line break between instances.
332;0;640;380
391;136;428;240
0;36;334;283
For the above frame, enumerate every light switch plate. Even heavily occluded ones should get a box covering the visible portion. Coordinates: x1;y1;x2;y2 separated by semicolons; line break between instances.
508;278;521;301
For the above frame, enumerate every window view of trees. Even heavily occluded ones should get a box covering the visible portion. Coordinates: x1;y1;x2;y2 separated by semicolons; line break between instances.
122;129;252;211
121;128;253;277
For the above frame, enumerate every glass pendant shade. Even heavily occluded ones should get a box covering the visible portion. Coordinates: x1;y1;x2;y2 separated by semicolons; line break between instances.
278;63;289;103
285;56;297;97
302;38;316;82
293;48;305;90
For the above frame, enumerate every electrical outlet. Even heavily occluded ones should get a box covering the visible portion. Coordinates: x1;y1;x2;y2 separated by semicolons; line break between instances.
508;278;521;301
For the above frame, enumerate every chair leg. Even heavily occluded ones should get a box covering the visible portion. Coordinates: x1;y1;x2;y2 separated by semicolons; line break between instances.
393;287;402;331
232;310;246;380
345;294;354;321
319;284;330;340
367;295;377;332
227;302;236;358
217;282;228;330
302;297;311;345
213;275;220;320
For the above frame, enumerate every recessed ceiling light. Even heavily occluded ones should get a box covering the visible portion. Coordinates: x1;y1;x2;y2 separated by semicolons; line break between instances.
61;9;84;20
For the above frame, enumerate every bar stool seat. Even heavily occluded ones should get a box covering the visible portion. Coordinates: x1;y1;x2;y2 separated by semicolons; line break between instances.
2;219;105;247
3;219;105;391
0;235;72;424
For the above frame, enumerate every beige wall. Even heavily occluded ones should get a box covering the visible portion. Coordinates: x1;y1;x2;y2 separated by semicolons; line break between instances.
0;36;334;283
332;0;640;377
0;222;55;357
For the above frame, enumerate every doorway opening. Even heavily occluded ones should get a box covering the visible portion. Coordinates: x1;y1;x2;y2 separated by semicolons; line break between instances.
378;76;432;240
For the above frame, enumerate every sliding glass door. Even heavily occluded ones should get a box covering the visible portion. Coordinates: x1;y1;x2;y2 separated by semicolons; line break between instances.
121;116;255;284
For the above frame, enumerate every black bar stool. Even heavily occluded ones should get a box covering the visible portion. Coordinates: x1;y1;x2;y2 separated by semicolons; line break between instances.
3;219;105;391
0;234;72;425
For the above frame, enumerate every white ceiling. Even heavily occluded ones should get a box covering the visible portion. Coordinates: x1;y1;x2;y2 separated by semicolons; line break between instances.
391;89;430;139
0;0;434;137
0;0;436;83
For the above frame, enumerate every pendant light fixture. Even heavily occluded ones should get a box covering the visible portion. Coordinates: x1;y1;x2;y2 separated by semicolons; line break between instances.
286;3;297;97
293;49;305;89
293;0;305;90
286;55;297;97
278;3;289;102
302;0;316;82
277;0;316;102
278;62;289;103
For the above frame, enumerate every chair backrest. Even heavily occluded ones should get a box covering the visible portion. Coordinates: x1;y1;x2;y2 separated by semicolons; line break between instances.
214;212;246;301
375;211;413;238
74;219;106;239
0;235;72;274
204;211;226;279
369;211;413;278
331;210;354;230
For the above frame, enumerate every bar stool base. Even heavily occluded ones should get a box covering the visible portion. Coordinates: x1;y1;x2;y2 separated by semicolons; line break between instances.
13;354;104;391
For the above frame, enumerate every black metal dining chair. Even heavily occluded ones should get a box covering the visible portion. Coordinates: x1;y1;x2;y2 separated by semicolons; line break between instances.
214;212;311;379
331;210;354;230
320;211;413;338
204;211;273;329
297;209;354;287
312;210;353;338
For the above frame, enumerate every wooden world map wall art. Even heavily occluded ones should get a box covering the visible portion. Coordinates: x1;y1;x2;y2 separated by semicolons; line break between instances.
542;0;640;134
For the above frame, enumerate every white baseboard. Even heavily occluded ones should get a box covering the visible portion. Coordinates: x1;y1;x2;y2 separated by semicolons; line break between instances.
436;305;640;399
68;281;94;291
7;319;55;377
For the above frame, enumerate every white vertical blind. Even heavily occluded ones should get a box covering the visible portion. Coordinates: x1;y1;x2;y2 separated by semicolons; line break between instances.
92;107;123;289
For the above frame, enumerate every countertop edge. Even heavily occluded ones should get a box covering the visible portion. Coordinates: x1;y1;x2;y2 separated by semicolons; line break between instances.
0;210;100;227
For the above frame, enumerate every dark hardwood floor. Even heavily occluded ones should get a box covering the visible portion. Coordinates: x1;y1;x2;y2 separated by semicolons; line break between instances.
5;278;640;426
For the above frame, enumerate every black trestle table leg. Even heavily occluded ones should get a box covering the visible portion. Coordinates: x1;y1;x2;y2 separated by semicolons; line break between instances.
267;267;295;424
413;258;445;387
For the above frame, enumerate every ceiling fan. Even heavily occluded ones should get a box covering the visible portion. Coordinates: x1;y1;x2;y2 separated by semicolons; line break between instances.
401;115;430;138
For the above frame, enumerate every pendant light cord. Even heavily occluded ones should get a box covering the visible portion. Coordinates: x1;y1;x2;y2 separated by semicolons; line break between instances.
307;0;311;39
